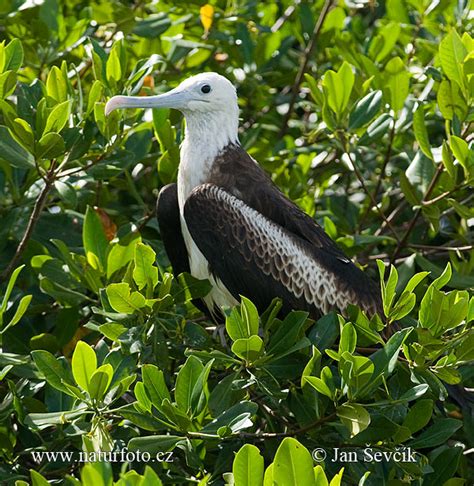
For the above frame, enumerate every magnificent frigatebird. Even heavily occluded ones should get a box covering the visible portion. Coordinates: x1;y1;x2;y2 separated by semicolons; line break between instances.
105;72;382;321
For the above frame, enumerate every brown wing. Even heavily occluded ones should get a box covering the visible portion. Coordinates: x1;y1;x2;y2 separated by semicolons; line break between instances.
208;143;350;262
184;184;382;319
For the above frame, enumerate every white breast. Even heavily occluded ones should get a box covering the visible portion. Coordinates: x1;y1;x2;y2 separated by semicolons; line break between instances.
177;138;238;314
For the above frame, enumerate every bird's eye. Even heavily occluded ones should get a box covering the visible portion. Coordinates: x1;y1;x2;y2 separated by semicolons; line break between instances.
201;84;211;94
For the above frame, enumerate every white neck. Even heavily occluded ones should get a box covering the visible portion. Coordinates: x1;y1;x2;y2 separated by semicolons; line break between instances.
177;109;239;212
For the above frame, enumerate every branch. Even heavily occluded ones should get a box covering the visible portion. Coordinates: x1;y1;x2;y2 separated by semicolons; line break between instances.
360;118;396;226
0;169;56;282
391;163;444;262
278;0;334;138
339;139;401;243
410;243;473;252
187;413;337;441
271;0;301;32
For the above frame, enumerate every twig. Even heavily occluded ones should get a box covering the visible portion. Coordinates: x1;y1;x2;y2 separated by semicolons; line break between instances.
0;164;57;282
186;412;337;441
360;118;396;226
239;412;337;439
57;151;107;178
374;200;407;236
278;0;334;138
409;243;473;252
391;163;444;262
339;139;401;243
271;0;301;33
422;181;473;206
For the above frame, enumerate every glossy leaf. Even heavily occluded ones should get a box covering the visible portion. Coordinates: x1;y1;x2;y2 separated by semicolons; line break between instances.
72;341;97;392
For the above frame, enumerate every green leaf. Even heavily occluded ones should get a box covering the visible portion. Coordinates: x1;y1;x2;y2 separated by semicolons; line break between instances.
360;327;413;395
263;464;274;486
99;323;126;341
31;350;75;395
267;310;308;356
141;466;164;486
437;80;467;121
1;294;32;333
337;403;371;437
273;438;316;486
303;376;334;399
404;271;429;293
133;243;159;292
88;364;113;400
83;206;109;272
349;90;382;129
201;401;257;434
128;435;183;455
43;100;71;134
4;39;23;71
372;22;401;63
107;232;141;278
413;105;433;160
416;256;474;289
359;113;392;144
106;283;146;314
8;118;32;153
71;341;97;392
308;312;339;352
231;336;264;363
0;264;25;317
176;272;212;302
323;61;354;118
423;447;463;486
175;356;203;414
385;57;409;112
0;70;17;99
419;286;469;336
0;125;34;169
402;399;433;434
106;45;122;84
190;359;214;416
225;309;245;342
240;296;260;336
54;180;77;207
87;80;104;116
142;364;171;409
233;444;264;486
439;31;467;88
30;470;50;486
304;73;324;106
408;418;462;448
46;66;68;103
119;406;167;432
339;323;357;354
313;466;328;486
449;135;469;172
399;384;429;402
36;132;65;160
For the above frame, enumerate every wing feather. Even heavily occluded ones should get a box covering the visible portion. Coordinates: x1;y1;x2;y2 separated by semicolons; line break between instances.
184;184;381;319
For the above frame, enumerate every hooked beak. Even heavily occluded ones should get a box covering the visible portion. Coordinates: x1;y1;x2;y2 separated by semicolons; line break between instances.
105;87;190;116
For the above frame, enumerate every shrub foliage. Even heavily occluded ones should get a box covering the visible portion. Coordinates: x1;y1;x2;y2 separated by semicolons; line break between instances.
0;0;473;484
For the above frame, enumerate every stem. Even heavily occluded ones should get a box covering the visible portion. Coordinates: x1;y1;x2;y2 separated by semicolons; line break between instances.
339;136;401;242
360;118;396;226
0;165;56;282
391;163;444;262
278;0;334;138
239;412;337;440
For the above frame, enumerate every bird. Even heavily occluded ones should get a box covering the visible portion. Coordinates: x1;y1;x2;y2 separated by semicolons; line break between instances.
105;72;383;323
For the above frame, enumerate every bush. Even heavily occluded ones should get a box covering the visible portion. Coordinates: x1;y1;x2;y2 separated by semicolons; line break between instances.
0;1;473;484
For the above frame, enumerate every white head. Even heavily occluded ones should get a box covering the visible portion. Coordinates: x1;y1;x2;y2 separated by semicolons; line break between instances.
106;72;240;149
